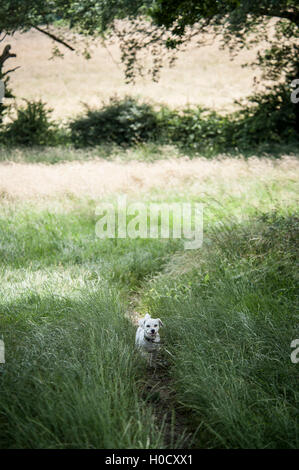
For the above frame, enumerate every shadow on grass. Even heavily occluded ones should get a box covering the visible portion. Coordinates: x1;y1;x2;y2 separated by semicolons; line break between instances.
0;287;169;449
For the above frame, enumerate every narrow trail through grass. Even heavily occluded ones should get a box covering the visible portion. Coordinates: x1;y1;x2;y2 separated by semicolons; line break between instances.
126;295;197;449
137;214;299;448
0;153;298;448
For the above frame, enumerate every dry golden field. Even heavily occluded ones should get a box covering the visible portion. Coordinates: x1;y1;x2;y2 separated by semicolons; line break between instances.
0;155;298;202
4;28;259;120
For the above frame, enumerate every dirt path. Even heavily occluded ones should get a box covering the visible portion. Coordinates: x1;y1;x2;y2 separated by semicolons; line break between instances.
140;361;196;448
127;300;198;448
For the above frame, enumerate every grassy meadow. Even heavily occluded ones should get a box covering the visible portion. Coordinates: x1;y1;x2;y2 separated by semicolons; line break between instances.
0;28;298;449
0;149;298;448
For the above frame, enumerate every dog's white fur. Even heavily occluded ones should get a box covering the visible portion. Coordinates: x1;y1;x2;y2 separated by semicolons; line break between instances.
135;313;164;355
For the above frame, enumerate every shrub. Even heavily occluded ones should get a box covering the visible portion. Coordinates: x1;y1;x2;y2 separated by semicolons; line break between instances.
2;100;63;146
70;96;160;147
1;88;298;153
158;106;231;154
231;84;298;148
158;85;299;154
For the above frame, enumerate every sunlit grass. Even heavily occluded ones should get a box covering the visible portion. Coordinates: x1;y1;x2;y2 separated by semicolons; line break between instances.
0;149;298;448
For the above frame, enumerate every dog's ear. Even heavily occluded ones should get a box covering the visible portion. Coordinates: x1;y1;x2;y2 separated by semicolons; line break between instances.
158;318;164;327
138;313;150;327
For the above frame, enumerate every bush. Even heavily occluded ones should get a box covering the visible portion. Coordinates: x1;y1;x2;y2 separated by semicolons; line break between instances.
158;85;299;154
1;89;298;153
1;100;64;146
157;106;231;153
70;96;160;147
231;84;298;148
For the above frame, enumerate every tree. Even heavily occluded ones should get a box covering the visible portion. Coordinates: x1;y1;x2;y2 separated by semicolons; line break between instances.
0;44;17;125
0;1;157;87
0;1;176;85
150;1;299;82
0;1;149;41
0;1;149;118
149;0;299;134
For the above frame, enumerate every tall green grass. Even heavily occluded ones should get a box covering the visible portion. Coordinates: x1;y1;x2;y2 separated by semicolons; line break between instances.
0;202;180;449
0;170;298;448
0;288;166;448
140;213;299;448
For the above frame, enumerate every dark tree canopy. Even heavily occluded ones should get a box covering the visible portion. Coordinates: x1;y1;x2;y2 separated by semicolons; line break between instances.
151;1;299;30
0;1;148;36
150;0;299;80
2;1;298;84
150;0;299;132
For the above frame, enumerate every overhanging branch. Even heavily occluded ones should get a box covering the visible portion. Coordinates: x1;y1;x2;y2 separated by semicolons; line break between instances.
2;66;21;77
259;9;299;25
33;25;75;51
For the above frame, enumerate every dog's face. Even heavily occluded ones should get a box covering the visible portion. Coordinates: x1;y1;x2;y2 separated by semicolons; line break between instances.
139;314;164;339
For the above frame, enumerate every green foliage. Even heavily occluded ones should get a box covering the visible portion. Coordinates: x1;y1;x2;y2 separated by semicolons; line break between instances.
231;84;298;147
151;1;299;32
70;96;160;147
2;100;65;146
1;1;298;98
151;2;299;115
1;1;299;137
1;91;298;152
158;86;299;154
0;0;149;36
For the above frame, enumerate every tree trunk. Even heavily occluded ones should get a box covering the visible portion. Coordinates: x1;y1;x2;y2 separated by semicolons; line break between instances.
295;101;299;136
293;60;299;136
0;45;16;69
0;45;17;125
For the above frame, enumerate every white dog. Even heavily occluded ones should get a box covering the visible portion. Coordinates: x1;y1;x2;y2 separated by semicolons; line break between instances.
135;313;164;356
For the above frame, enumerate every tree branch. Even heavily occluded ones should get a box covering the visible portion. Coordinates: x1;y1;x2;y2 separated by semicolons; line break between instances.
33;25;75;51
259;9;299;25
0;33;8;43
0;45;16;67
2;66;21;77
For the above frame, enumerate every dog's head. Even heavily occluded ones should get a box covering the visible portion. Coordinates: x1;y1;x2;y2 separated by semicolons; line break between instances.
139;313;164;339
